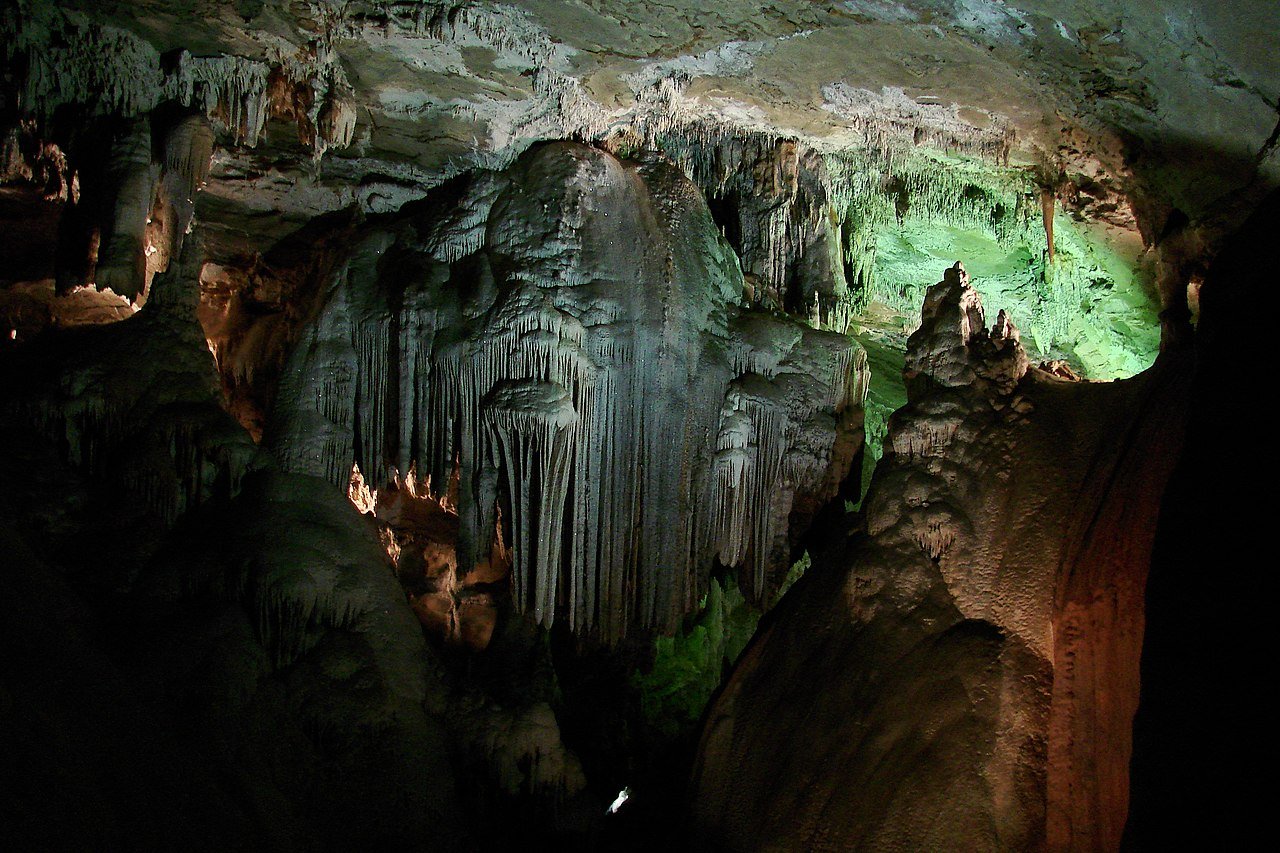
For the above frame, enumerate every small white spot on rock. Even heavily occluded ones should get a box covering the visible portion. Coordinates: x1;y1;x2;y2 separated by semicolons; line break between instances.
607;786;630;814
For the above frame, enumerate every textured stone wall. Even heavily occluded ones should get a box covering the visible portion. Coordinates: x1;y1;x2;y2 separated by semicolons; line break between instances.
689;263;1189;850
267;141;867;643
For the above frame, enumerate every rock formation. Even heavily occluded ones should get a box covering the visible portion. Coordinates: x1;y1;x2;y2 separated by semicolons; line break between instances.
1;1;1274;849
0;243;468;850
265;140;867;644
690;262;1189;850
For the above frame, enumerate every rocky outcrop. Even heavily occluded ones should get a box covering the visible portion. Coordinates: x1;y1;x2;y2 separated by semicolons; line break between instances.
689;262;1189;850
0;438;469;850
266;141;867;645
145;469;470;849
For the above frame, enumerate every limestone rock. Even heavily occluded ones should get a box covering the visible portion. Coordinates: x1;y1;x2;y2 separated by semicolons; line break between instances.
267;141;867;643
904;260;1030;398
689;265;1189;850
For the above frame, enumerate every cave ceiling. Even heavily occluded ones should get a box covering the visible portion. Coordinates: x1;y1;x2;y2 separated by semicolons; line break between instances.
9;0;1279;259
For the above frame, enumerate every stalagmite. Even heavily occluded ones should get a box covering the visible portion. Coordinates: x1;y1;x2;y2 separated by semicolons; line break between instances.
690;257;1187;849
163;116;215;203
317;84;358;152
1042;187;1057;263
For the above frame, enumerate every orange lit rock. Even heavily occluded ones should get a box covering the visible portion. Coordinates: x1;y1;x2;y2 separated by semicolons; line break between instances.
690;264;1189;850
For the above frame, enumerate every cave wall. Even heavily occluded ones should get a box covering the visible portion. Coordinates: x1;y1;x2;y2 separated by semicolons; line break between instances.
1124;189;1276;850
0;134;869;848
0;253;469;851
3;3;1272;848
689;264;1190;850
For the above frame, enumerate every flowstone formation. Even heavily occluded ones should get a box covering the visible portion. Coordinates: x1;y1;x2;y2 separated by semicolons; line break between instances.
0;222;471;849
264;140;868;646
689;262;1190;850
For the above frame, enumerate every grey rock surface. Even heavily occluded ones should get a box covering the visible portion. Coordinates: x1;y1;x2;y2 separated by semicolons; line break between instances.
268;141;867;642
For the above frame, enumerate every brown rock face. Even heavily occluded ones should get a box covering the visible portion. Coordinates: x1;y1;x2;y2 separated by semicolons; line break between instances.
689;264;1189;850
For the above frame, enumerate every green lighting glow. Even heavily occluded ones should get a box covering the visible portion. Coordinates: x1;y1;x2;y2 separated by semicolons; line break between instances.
834;148;1160;382
633;147;1161;734
632;555;810;739
631;577;756;739
828;147;1161;503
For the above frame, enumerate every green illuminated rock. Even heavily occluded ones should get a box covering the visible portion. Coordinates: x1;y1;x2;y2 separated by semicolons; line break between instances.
835;149;1160;381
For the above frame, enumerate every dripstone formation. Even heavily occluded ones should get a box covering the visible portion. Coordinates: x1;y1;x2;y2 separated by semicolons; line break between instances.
268;140;867;644
2;1;1273;850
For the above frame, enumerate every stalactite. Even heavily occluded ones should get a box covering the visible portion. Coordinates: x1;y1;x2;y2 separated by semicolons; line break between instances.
654;127;850;319
93;118;159;302
1;3;164;119
421;174;503;263
317;82;358;151
17;392;250;528
820;84;1016;165
272;143;867;642
3;5;356;156
168;53;273;146
163;116;215;203
1042;188;1057;263
711;379;786;597
484;380;578;625
249;558;365;668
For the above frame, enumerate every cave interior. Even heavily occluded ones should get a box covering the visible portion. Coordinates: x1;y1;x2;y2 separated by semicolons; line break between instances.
0;1;1273;850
